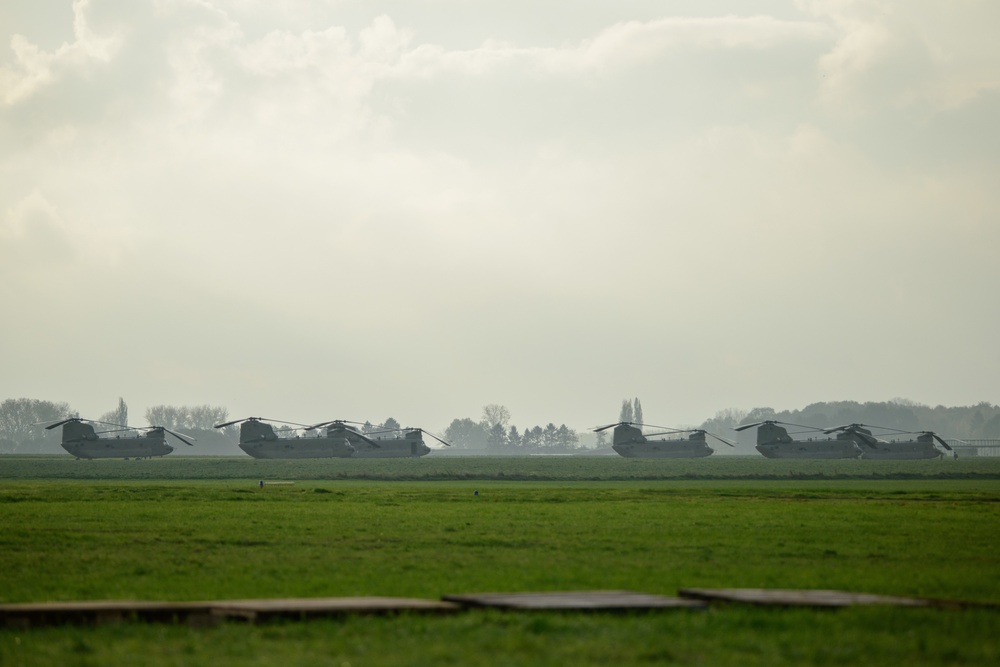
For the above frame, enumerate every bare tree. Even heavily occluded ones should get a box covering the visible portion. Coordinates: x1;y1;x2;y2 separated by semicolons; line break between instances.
481;404;511;430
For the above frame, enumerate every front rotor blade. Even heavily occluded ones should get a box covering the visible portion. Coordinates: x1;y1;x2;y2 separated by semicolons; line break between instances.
592;422;624;433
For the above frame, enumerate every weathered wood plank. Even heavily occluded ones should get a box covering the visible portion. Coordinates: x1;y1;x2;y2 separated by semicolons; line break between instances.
443;590;706;611
211;597;461;621
678;588;930;608
0;601;218;628
0;597;459;628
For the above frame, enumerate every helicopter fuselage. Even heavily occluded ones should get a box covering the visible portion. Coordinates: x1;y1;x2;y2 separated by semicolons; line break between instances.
753;422;861;459
236;420;354;459
609;424;714;458
340;429;431;458
58;422;175;459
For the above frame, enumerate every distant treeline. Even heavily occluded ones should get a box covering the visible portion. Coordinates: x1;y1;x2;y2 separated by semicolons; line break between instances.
2;397;998;455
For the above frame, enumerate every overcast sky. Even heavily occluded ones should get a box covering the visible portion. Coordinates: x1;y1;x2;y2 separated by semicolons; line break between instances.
2;0;998;434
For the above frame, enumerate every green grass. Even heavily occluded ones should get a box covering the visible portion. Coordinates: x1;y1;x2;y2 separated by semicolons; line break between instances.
2;454;999;481
1;459;999;665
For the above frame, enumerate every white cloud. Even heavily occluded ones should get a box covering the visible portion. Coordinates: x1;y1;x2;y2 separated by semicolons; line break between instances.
0;0;121;106
802;0;1000;116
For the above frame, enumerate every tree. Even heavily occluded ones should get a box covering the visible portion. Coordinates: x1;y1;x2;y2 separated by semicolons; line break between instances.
507;425;522;450
99;397;128;427
555;424;579;452
380;417;401;433
619;399;633;424
633;398;643;427
700;407;748;436
595;430;608;448
481;404;511;431
486;422;507;451
144;405;229;430
522;426;543;450
0;398;74;453
542;423;559;449
444;418;488;449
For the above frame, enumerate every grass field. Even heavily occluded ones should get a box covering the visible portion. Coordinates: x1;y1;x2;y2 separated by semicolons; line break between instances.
1;457;999;665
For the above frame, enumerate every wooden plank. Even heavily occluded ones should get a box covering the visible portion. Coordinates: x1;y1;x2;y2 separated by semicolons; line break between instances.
443;590;706;611
678;588;930;608
0;597;459;628
210;597;461;622
0;601;217;629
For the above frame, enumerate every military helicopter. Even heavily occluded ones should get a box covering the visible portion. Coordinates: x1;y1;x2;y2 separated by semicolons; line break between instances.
821;423;954;459
44;417;195;459
733;420;862;459
593;422;735;458
213;417;372;459
305;421;451;458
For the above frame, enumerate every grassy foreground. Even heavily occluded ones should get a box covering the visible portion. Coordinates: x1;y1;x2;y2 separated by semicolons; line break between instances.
1;466;999;665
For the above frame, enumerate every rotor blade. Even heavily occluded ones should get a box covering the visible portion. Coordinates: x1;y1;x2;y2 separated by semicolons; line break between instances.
776;421;826;431
733;420;772;432
592;422;625;433
43;417;81;430
704;432;736;447
214;418;251;429
215;417;311;429
929;433;952;451
635;423;689;433
305;419;366;432
162;428;196;446
416;428;452;447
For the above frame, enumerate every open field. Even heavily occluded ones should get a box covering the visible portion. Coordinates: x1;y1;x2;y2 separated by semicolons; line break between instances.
3;454;1000;481
2;459;999;665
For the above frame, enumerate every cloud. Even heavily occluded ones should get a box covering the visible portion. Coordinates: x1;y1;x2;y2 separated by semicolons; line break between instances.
0;0;121;106
800;0;1000;116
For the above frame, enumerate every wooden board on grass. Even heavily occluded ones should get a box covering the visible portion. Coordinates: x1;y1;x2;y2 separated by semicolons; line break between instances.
443;590;706;611
678;588;930;608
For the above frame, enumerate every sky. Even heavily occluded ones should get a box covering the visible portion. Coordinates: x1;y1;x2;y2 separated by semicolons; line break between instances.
2;0;998;435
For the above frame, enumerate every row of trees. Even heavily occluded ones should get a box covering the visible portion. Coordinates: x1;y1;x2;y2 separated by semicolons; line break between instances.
444;404;581;452
0;398;74;453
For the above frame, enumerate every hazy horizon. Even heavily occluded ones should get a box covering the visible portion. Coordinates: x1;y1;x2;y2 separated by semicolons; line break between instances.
3;1;998;434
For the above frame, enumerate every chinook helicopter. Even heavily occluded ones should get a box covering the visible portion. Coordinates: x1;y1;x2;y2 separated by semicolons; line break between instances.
593;422;735;458
733;420;862;459
822;423;954;459
213;417;374;459
305;421;451;458
44;417;195;459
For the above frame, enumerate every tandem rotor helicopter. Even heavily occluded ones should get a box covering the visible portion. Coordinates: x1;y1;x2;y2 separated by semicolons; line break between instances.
593;421;735;458
213;417;370;459
733;420;863;459
43;417;195;460
821;423;956;459
305;420;453;458
215;418;453;458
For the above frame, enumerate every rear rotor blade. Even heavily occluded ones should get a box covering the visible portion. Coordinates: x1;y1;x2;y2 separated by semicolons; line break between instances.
162;428;196;446
928;432;952;451
704;431;736;447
